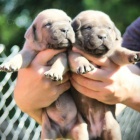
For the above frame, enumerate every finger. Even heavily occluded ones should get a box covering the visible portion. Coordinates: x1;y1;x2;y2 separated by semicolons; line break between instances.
32;49;66;66
71;76;115;104
70;76;99;99
41;81;70;107
71;73;104;91
57;81;70;95
72;47;111;67
83;69;109;81
72;67;110;81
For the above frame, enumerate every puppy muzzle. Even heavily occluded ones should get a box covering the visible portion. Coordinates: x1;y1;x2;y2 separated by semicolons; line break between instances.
82;30;113;57
48;23;75;49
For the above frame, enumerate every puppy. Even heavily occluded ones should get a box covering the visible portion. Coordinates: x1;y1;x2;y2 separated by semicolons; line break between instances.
69;10;140;140
0;9;87;140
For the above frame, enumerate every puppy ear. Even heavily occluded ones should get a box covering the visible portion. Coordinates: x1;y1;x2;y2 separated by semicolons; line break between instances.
24;24;37;42
72;18;81;32
35;26;43;42
114;26;121;40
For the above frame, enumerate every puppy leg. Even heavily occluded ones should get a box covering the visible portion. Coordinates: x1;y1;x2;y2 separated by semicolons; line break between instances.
69;51;94;74
101;109;121;140
110;47;140;66
70;113;89;140
41;108;58;140
44;52;68;81
0;48;37;72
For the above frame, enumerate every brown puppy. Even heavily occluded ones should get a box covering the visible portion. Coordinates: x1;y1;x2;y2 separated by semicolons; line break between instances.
0;9;88;140
69;10;140;140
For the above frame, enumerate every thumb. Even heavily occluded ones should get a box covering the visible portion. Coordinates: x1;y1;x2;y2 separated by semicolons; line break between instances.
32;49;66;66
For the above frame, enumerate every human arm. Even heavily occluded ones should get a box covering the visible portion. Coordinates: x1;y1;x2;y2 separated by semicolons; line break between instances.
70;47;140;112
14;49;70;124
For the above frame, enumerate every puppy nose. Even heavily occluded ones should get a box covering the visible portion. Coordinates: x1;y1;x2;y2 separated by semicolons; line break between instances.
98;34;107;40
60;28;69;33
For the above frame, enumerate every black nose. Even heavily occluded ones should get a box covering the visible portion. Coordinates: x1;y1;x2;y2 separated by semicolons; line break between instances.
98;34;107;40
60;28;69;33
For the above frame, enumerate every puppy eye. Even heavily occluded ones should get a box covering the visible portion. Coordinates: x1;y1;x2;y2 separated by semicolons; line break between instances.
108;27;111;29
82;26;92;30
45;22;52;28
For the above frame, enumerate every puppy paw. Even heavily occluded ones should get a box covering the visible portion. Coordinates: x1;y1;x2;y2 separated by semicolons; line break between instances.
129;53;140;64
77;63;94;74
44;70;63;81
0;62;18;72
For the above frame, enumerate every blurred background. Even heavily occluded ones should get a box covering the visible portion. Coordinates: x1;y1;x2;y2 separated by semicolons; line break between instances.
0;0;140;53
0;0;140;139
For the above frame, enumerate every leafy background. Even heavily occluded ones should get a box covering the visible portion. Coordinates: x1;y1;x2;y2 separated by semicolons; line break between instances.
0;0;140;53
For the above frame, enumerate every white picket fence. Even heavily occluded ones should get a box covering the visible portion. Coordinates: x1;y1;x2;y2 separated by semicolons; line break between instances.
0;44;41;140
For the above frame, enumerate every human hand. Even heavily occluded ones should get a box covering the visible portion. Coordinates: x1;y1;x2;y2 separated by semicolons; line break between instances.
70;47;140;110
14;49;70;124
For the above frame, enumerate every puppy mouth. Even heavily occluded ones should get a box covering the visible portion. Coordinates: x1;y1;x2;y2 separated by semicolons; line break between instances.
59;39;72;47
84;44;109;57
48;39;72;49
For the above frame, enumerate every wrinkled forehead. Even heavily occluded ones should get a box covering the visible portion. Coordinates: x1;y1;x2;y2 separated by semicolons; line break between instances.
35;9;71;23
78;11;113;27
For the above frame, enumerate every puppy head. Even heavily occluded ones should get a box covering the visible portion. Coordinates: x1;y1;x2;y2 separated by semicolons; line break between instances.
72;10;121;57
25;9;75;50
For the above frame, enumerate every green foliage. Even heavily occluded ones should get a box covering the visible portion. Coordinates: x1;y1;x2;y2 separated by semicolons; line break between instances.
83;0;140;33
0;0;140;51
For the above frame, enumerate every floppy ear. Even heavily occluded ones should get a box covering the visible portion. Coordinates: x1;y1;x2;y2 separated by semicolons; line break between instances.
114;26;121;40
71;18;81;32
24;24;37;42
34;23;43;42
